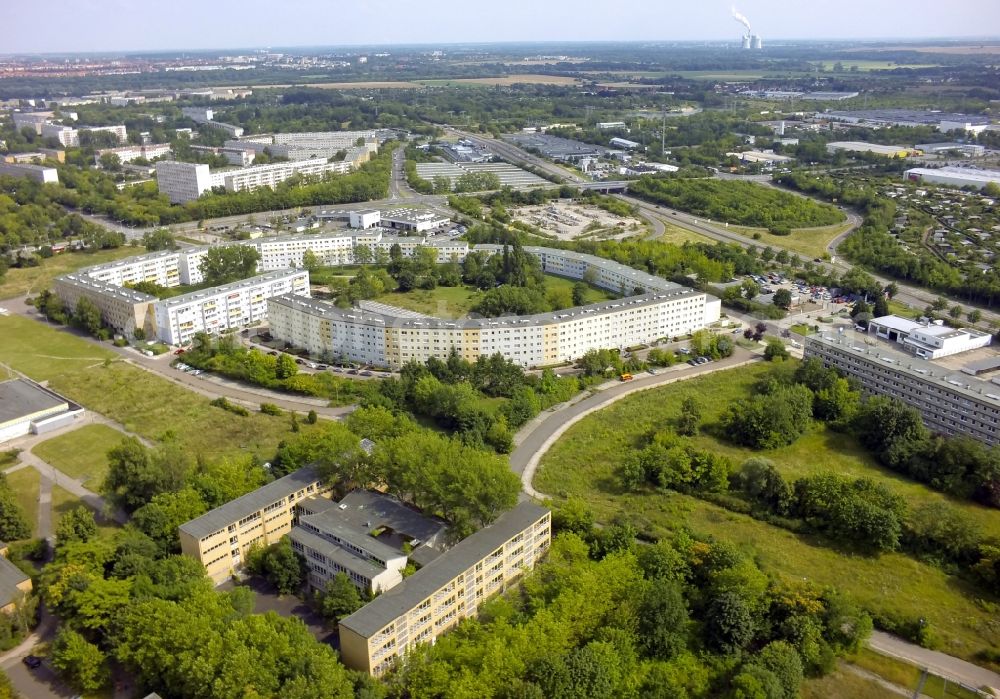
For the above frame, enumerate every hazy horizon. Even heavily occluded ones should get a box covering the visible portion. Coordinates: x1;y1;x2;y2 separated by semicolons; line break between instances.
6;0;1000;55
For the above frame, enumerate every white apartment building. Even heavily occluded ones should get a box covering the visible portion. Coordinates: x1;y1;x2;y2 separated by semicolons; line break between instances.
95;143;172;165
227;130;381;161
152;269;309;346
181;107;214;123
266;246;720;369
155;159;355;203
0;162;58;184
41;124;79;147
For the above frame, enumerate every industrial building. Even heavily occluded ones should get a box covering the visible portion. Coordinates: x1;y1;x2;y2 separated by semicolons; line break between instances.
726;150;794;166
267;245;721;369
338;502;551;675
414;161;549;190
379;208;451;233
805;317;1000;446
905;167;1000;192
914;143;986;158
609;137;641;150
0;379;83;444
821;110;991;134
826;142;915;158
0;161;58;184
503;133;605;162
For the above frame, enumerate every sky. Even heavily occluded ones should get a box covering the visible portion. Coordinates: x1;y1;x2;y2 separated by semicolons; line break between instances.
6;0;1000;54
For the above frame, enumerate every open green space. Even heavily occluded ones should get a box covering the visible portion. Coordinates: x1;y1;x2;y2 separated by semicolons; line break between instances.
0;247;144;301
31;424;124;490
652;220;714;246
850;648;984;699
801;664;897;699
536;362;1000;662
372;273;617;319
731;220;855;260
0;315;314;463
5;468;39;539
813;60;942;72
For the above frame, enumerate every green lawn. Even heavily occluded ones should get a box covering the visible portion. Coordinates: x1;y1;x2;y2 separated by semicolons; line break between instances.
653;220;713;246
5;468;40;539
802;664;897;699
535;362;1000;663
850;649;984;699
0;316;317;463
0;247;144;301
542;274;617;305
51;485;119;539
31;424;125;490
730;220;854;260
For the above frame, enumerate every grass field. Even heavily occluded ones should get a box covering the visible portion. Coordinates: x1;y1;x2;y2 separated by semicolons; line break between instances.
373;274;616;319
0;247;144;301
652;219;714;245
535;362;1000;662
417;75;580;87
5;468;40;539
802;664;898;699
32;424;125;490
850;649;984;699
730;220;854;260
0;315;315;463
812;60;941;71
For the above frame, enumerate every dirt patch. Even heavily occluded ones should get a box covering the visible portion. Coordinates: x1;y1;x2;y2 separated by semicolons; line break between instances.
511;202;644;241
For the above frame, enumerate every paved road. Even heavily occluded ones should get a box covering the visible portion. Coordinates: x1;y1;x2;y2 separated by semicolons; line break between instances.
509;349;761;496
869;630;1000;692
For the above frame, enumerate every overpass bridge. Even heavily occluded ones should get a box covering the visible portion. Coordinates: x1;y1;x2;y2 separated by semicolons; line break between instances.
578;181;629;193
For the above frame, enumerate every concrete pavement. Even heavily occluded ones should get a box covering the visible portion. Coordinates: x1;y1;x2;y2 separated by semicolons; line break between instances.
869;631;1000;692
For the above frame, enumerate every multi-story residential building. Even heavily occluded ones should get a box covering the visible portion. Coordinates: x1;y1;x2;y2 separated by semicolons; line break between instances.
227;130;383;161
338;502;551;676
805;319;1000;446
52;275;156;337
267;245;720;369
290;490;448;595
152;269;309;346
94;143;172;165
11;111;53;134
0;161;58;184
179;466;332;585
41;123;79;147
154;158;356;203
181;107;214;123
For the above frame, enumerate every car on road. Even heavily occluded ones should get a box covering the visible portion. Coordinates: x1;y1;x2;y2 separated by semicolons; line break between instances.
22;655;42;669
687;359;698;366
173;348;185;355
361;370;373;377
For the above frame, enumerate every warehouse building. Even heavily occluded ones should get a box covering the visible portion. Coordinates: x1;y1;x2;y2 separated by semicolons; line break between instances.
914;143;986;158
821;110;991;134
0;161;58;184
805;320;1000;446
338;502;551;675
0;378;83;444
826;142;915;158
905;167;1000;192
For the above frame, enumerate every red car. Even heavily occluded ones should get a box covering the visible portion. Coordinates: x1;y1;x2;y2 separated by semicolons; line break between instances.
173;349;186;355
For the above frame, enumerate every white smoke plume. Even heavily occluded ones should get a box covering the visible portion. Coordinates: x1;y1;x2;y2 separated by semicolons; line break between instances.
731;5;752;33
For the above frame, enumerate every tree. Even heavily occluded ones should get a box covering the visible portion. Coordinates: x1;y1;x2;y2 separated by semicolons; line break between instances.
884;282;899;299
132;488;208;554
73;297;103;337
722;384;813;449
572;282;589;306
302;249;320;272
263;537;306;595
276;353;298;380
199;245;261;285
706;591;756;653
741;279;760;300
735;458;792;514
317;572;363;622
949;304;963;320
50;627;110;693
853;397;929;470
763;339;789;361
0;480;30;542
55;506;97;545
772;288;792;309
757;641;804;699
141;229;176;251
639;579;689;660
103;437;192;513
676;396;701;437
968;309;983;324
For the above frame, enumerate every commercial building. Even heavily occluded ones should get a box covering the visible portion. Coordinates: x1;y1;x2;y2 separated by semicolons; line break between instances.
179;466;333;585
0;161;58;184
154;158;355;203
504;133;606;162
609;137;641;150
290;490;448;595
267;245;720;369
350;210;381;229
338;502;551;675
805;319;1000;446
726;150;794;165
914;143;986;158
597;122;627;130
868;315;992;359
821;110;990;134
826;142;915;158
0;378;83;444
380;208;451;233
905;167;1000;192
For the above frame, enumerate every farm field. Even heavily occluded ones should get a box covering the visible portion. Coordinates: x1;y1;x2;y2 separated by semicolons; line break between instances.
535;362;1000;663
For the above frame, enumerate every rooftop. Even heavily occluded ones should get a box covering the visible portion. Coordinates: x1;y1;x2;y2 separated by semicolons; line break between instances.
338;502;548;638
160;269;305;308
179;465;324;541
0;557;29;609
0;379;68;426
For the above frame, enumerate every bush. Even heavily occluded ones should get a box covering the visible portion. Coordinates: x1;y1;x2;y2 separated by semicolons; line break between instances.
209;397;250;417
259;403;283;416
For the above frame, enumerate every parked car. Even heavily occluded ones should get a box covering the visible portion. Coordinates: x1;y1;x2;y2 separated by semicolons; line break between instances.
22;655;42;669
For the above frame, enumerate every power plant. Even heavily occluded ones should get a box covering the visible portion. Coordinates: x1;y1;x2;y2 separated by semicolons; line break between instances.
732;6;763;50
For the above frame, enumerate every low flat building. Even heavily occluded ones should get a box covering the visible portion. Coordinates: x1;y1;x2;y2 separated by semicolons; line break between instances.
868;315;992;359
380;208;450;233
827;142;915;158
0;161;58;184
338;502;551;675
179;466;333;585
915;143;986;158
905;167;1000;192
0;378;82;443
609;137;641;150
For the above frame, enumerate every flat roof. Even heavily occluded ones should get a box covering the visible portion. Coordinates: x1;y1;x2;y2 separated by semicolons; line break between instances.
288;526;384;580
299;511;403;564
907;167;1000;184
339;502;548;638
179;465;323;540
160;269;306;308
0;379;68;425
825;109;989;125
